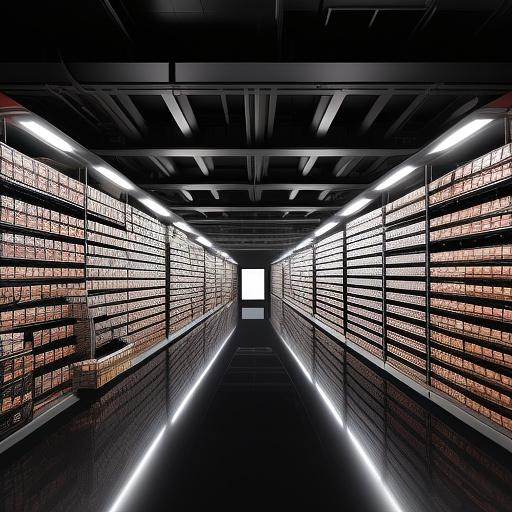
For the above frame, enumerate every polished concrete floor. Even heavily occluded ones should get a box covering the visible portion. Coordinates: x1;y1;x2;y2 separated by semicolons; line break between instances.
1;304;512;512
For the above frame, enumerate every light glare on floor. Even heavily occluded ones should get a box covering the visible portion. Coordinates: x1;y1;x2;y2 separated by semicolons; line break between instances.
108;426;166;512
171;329;235;424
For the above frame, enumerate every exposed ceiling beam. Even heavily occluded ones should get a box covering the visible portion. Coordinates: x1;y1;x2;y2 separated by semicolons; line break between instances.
254;90;268;143
358;91;393;135
3;62;512;86
384;92;429;139
148;156;174;177
139;182;366;191
94;147;416;158
161;92;193;137
96;91;143;140
194;156;211;176
313;90;346;136
244;89;252;145
363;155;387;176
174;62;512;85
254;156;264;183
311;96;330;133
268;89;277;138
189;218;321;224
116;94;149;136
172;206;339;212
215;244;293;250
220;91;229;125
180;190;193;201
204;232;304;239
333;156;363;178
175;94;198;134
300;156;318;176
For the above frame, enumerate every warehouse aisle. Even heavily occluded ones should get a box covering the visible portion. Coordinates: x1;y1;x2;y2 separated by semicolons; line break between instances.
117;319;392;512
1;304;512;512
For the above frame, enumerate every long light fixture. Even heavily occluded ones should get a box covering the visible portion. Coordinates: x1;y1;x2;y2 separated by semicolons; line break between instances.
374;165;416;191
340;197;372;217
294;237;313;251
20;121;74;152
196;236;213;247
139;197;170;217
428;118;493;154
314;220;339;238
95;166;134;190
272;250;294;264
173;221;195;233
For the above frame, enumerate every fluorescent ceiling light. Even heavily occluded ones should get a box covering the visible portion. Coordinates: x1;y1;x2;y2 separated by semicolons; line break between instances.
314;221;339;238
95;166;133;190
295;238;313;251
340;197;372;216
20;121;74;152
428;118;493;154
196;236;212;247
374;165;416;191
173;221;194;233
220;252;229;258
139;197;170;217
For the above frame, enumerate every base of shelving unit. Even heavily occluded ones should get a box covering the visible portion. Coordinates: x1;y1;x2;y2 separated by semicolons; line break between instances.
276;295;512;454
0;393;79;455
430;390;512;454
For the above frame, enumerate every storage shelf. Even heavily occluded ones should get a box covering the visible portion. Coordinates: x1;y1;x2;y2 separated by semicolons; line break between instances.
431;341;512;376
430;306;512;329
0;222;84;243
429;291;511;310
0;176;84;215
431;358;512;404
429;175;512;212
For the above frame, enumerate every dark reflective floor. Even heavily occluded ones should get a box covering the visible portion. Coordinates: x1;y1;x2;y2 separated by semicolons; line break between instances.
2;300;512;512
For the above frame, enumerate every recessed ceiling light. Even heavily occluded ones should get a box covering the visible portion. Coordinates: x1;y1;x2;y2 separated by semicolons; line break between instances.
95;166;134;190
20;121;74;152
139;197;170;216
428;119;493;154
196;236;213;247
374;165;416;191
314;221;339;237
295;238;313;251
173;221;194;233
340;197;372;216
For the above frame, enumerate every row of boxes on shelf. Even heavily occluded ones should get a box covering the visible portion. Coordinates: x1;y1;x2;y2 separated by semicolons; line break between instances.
271;141;512;437
0;143;85;206
0;140;238;440
271;296;512;512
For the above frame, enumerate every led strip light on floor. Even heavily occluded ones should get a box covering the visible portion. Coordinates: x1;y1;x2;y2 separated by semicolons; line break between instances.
107;426;167;512
278;331;404;512
171;328;235;424
107;327;235;512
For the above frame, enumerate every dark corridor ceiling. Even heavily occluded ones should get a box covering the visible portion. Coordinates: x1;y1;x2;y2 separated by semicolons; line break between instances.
1;0;512;257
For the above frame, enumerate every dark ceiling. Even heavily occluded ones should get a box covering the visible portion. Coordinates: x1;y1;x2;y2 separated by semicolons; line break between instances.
1;0;512;257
